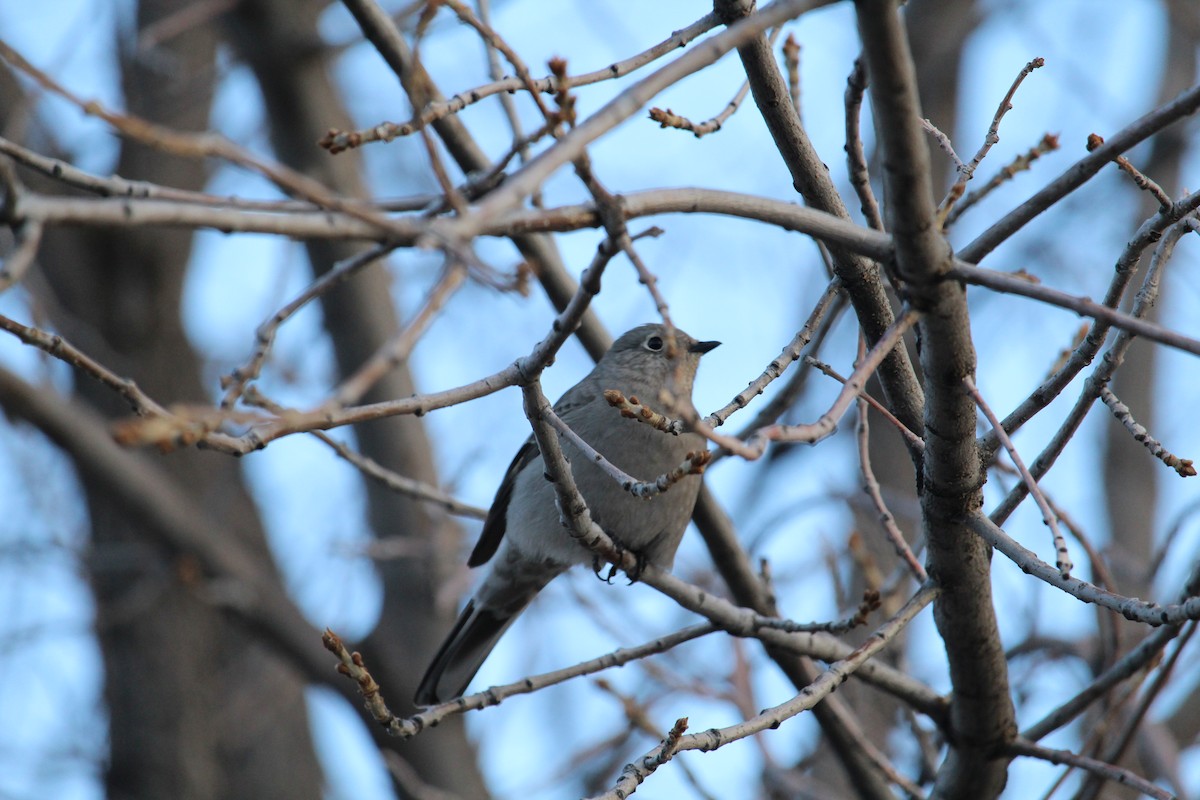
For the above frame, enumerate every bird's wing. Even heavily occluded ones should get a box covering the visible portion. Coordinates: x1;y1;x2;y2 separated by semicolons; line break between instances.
468;437;536;567
466;379;599;567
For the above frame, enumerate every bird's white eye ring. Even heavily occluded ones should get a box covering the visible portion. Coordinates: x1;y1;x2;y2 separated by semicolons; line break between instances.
645;335;664;352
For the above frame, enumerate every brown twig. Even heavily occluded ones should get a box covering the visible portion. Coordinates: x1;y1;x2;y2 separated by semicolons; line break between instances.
804;354;922;449
322;629;404;733
920;117;964;174
844;56;884;232
1086;132;1173;210
1076;620;1197;798
944;133;1059;227
0;314;166;419
968;514;1200;626
332;262;469;407
0;38;410;243
0;220;42;294
221;244;398;409
0;133;441;212
648;28;782;138
318;12;722;153
855;375;927;582
783;32;801;118
595;582;939;799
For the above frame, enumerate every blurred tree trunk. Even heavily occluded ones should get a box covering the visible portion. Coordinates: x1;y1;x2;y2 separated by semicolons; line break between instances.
1100;0;1195;599
1088;2;1197;797
224;1;488;795
15;1;322;797
906;0;980;194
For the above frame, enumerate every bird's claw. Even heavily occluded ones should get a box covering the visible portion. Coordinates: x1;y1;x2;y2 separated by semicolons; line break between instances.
592;553;618;584
590;536;647;584
623;552;648;584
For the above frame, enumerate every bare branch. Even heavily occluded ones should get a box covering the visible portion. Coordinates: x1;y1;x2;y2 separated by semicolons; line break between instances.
694;308;919;460
1098;387;1196;477
964;376;1072;577
1086;132;1173;210
938;57;1045;221
844;57;883;232
320;10;722;153
648;27;782;138
542;400;712;499
706;278;842;427
960;82;1200;263
945;133;1059;227
1006;738;1172;800
968;514;1200;625
593;582;939;799
328;623;719;736
855;384;927;583
221;243;398;409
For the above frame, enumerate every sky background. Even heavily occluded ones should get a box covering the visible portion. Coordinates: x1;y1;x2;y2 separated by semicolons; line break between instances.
1;0;1198;797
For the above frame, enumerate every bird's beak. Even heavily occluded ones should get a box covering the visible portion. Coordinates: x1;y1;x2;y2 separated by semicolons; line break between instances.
689;340;721;354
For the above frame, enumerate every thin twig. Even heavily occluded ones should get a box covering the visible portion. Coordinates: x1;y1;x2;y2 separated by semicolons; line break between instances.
964;375;1071;577
592;582;939;799
805;355;922;449
693;308;920;460
856;372;927;582
221;244;397;408
968;514;1200;626
920;118;964;174
319;12;722;152
1098;386;1196;477
938;57;1045;221
987;210;1198;524
648;27;782;138
439;0;556;125
783;32;801;118
1020;624;1181;742
246;388;486;520
945;133;1059;227
1006;738;1172;800
705;278;842;427
327;622;719;734
844;56;884;232
0;132;442;212
0;314;167;419
960;81;1200;264
1087;132;1172;210
1076;620;1197;799
0;38;412;242
0;220;42;294
332;262;469;406
542;402;712;499
729;293;848;443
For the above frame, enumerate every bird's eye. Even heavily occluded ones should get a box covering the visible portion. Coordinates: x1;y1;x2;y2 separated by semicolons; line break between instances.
645;335;664;352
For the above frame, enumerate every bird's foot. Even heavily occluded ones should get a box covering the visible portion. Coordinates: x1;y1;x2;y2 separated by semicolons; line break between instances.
591;535;646;585
622;551;648;584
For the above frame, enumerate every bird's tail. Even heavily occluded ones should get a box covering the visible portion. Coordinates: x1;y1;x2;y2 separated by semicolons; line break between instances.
414;600;520;706
414;569;556;706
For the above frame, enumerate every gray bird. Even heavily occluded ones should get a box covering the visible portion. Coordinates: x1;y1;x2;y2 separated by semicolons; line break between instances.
415;323;719;705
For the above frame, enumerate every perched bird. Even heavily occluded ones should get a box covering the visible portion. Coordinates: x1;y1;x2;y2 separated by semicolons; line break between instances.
415;323;719;705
